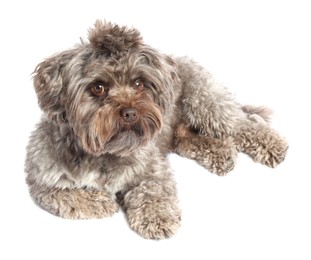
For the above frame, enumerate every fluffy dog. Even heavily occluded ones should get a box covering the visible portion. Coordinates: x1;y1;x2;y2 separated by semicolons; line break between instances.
25;21;288;239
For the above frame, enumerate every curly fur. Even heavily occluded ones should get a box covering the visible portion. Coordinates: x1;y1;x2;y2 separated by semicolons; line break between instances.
25;20;288;239
88;20;143;54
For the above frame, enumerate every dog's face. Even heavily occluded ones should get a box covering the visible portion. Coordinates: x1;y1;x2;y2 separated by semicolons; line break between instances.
33;21;178;156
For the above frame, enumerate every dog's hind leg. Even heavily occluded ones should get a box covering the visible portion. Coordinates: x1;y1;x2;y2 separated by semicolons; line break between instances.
174;57;288;172
174;111;288;172
174;57;244;175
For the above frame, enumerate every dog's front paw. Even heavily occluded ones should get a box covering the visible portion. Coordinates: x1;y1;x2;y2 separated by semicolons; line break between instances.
127;200;181;239
34;188;118;219
203;145;237;176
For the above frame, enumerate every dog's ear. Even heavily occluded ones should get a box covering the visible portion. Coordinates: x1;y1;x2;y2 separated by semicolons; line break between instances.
137;48;179;113
33;49;77;120
88;20;143;55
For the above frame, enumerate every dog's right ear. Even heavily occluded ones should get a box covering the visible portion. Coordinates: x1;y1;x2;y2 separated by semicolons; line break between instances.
33;49;77;120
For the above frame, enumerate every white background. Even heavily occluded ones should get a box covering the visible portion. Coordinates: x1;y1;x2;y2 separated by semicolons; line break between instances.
1;0;310;259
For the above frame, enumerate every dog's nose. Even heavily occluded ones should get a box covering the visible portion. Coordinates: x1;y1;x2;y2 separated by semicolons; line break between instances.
120;108;138;122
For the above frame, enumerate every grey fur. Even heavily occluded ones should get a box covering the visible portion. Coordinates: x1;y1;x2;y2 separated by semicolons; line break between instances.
25;20;288;239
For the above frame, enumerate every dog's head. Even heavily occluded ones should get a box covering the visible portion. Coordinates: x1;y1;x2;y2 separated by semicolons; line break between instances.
33;21;178;156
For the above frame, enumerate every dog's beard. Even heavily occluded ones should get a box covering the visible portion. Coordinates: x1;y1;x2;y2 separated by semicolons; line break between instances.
77;95;163;157
103;114;162;156
104;123;150;156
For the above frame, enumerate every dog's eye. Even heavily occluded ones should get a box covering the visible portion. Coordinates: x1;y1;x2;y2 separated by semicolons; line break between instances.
133;79;144;92
90;83;108;96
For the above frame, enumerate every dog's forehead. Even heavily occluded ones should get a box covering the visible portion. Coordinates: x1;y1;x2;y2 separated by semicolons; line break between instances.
81;49;151;82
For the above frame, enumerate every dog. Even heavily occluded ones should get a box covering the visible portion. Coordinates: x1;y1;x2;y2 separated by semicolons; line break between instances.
25;20;288;239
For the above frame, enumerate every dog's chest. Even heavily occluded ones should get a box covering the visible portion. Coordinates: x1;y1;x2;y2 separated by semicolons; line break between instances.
68;155;138;192
102;159;142;195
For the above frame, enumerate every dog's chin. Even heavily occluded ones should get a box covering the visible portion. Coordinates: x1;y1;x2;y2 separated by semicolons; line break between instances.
102;126;153;157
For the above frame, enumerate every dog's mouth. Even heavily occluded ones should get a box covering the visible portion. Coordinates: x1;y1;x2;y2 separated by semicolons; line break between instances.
110;123;145;141
101;123;148;156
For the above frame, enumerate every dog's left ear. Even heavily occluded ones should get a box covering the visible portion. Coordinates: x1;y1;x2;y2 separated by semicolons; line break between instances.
88;20;143;55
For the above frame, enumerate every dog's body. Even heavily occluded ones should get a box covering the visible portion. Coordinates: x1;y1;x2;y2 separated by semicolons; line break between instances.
25;21;288;239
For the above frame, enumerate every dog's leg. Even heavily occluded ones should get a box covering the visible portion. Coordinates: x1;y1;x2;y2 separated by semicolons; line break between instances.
122;179;181;239
235;122;288;168
174;123;237;175
175;57;288;171
118;159;181;239
174;57;245;174
29;186;118;219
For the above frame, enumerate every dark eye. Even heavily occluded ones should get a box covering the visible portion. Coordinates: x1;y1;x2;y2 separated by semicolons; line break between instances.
133;79;144;92
90;82;109;96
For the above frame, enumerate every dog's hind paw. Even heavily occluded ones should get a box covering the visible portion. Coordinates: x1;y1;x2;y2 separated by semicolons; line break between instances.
252;138;288;168
236;123;288;168
174;123;237;176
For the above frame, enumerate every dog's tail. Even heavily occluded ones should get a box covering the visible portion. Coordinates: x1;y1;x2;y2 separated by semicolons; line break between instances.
242;105;272;124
